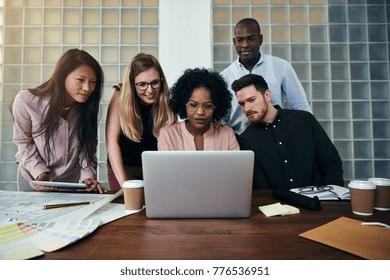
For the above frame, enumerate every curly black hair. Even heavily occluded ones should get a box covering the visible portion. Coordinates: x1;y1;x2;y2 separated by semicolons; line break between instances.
169;68;232;121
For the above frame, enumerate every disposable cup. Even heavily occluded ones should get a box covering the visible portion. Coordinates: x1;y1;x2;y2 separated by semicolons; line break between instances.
122;180;144;211
368;178;390;211
348;180;376;216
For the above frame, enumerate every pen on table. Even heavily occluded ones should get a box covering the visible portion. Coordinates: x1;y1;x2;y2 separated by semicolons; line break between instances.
43;201;91;210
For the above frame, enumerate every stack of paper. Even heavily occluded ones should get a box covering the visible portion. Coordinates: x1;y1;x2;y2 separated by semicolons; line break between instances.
0;189;144;260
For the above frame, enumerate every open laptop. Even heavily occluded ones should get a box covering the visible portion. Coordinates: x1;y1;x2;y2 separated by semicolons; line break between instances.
141;150;254;218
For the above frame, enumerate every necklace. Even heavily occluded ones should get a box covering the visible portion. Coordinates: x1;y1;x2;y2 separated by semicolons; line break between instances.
61;106;72;110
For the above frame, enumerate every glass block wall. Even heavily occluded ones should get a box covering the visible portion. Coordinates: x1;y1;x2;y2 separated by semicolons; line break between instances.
0;0;389;190
0;0;159;190
213;0;390;181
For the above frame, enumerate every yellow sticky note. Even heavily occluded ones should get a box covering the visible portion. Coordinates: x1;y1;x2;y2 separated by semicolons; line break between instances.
258;202;300;217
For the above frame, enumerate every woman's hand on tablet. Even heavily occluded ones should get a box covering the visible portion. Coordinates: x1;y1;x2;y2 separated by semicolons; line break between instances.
34;172;58;191
82;178;108;194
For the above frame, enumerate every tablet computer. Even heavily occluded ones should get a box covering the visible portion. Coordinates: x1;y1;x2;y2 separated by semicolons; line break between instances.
31;181;88;189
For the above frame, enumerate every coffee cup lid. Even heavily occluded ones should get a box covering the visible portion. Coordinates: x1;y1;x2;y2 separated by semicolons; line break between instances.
122;180;144;188
348;180;376;190
368;178;390;186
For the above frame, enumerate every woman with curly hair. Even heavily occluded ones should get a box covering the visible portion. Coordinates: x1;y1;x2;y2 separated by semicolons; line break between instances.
106;53;177;191
158;68;239;151
11;48;106;193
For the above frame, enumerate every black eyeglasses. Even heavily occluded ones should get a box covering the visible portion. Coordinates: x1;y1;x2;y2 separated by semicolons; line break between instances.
298;186;336;195
186;101;216;113
135;79;161;91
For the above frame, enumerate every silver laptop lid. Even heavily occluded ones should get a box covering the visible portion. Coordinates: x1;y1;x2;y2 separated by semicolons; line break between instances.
142;150;254;218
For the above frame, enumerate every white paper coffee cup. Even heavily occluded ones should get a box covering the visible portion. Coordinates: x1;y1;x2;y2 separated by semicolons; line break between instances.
368;178;390;211
122;180;144;211
348;180;376;216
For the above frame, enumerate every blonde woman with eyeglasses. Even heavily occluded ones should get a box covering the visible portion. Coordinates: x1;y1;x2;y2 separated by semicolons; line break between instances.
105;53;177;191
158;68;239;151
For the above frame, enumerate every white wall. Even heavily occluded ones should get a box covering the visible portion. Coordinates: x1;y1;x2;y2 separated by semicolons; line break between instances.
158;0;212;86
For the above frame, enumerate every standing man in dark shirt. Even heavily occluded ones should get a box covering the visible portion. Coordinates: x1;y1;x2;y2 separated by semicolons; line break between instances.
231;74;344;190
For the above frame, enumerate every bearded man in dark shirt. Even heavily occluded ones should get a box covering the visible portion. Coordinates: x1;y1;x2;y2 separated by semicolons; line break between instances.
232;74;344;190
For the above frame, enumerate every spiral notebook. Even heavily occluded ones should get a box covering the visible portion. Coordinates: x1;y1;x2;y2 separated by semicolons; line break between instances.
290;185;350;200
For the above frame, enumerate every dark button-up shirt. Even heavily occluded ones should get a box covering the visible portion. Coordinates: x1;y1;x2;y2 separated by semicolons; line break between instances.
238;106;344;190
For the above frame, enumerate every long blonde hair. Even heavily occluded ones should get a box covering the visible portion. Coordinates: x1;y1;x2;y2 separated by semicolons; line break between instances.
119;53;176;142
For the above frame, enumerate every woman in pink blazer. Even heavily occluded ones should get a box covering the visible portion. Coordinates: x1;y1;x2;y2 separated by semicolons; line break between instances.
158;68;239;151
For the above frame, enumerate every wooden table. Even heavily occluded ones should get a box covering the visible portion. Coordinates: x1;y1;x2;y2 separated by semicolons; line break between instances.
38;190;390;260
